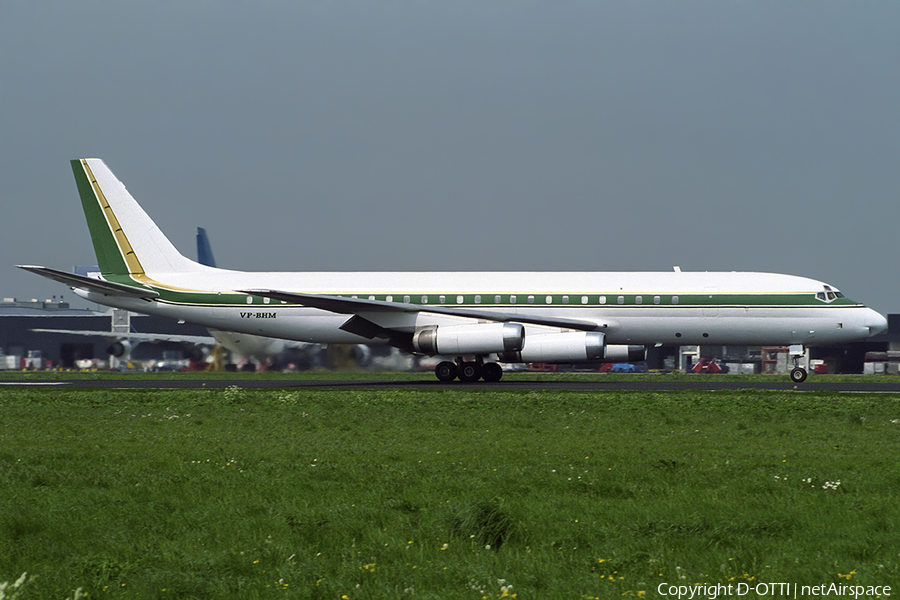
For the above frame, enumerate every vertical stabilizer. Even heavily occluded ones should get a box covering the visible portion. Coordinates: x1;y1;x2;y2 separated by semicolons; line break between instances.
71;159;204;276
196;227;217;268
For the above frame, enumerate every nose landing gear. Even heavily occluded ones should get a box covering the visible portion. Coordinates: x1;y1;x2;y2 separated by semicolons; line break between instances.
789;345;807;383
790;366;808;383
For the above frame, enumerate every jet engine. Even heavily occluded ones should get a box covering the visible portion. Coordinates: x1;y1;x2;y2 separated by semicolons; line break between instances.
412;322;525;356
603;344;648;362
106;340;132;358
498;331;646;363
498;331;604;363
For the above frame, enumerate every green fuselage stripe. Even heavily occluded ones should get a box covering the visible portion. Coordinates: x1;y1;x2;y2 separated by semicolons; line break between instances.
105;277;858;309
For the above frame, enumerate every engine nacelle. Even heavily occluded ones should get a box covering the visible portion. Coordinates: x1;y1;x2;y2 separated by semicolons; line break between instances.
498;331;606;363
498;332;647;364
106;340;132;358
603;344;647;362
412;322;525;356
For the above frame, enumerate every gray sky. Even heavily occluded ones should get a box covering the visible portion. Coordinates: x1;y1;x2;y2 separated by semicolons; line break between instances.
2;1;898;315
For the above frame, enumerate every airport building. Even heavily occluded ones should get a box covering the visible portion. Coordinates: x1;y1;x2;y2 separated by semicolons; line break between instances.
0;297;212;370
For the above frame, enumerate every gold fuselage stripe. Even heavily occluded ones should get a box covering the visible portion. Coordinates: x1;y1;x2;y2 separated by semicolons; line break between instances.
82;160;144;276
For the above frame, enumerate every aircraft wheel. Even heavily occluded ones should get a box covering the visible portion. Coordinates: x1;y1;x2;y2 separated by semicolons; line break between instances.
458;361;482;383
481;362;503;382
790;367;808;383
435;361;458;382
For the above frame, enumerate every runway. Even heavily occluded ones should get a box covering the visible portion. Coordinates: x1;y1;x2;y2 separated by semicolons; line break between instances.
3;376;900;393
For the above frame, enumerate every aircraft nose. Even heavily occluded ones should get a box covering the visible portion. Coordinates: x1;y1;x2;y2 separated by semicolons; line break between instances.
865;308;888;336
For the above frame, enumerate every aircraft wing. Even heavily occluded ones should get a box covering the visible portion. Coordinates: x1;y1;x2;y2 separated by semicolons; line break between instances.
17;266;159;300
30;328;216;345
242;289;606;332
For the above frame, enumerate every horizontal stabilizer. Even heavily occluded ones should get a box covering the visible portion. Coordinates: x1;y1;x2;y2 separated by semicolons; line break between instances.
17;266;159;300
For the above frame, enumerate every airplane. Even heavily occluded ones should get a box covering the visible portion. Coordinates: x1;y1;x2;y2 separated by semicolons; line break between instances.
19;158;888;383
30;315;216;370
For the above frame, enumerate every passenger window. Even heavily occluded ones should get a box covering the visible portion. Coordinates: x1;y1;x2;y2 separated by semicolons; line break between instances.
562;295;569;305
654;295;661;305
474;295;482;304
495;295;502;304
672;296;679;305
403;295;410;303
599;296;607;305
456;295;464;304
421;295;428;304
527;295;535;304
545;295;553;304
510;295;517;304
635;295;642;305
439;295;446;304
581;296;588;304
617;296;625;305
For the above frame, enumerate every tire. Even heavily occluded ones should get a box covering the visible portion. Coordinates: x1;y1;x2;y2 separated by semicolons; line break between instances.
790;367;808;383
435;361;458;382
458;361;482;383
481;362;503;382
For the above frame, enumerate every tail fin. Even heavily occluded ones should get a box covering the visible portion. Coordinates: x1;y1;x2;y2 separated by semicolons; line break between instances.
71;159;203;276
196;227;217;268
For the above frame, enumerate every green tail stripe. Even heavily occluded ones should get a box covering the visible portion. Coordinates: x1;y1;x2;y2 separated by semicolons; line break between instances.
71;159;128;276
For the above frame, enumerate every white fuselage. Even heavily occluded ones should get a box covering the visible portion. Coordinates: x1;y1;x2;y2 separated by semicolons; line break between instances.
76;269;887;349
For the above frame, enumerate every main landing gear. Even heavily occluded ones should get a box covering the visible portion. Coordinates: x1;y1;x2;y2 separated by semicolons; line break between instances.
435;358;503;383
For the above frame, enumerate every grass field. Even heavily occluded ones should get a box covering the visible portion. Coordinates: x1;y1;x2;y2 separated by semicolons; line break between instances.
2;377;899;598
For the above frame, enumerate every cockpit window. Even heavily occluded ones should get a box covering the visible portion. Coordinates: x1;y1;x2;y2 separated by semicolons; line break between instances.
816;287;844;303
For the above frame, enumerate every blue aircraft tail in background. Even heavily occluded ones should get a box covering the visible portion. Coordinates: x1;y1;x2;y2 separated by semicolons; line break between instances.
196;227;217;268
